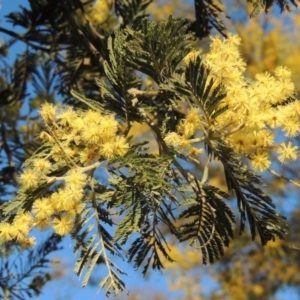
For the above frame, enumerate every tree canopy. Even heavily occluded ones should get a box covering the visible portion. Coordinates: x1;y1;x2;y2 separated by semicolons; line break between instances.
0;0;300;298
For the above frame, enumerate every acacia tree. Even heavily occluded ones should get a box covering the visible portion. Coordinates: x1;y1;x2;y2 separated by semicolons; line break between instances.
0;0;299;298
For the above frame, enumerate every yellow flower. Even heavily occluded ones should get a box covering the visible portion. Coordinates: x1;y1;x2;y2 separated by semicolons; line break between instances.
51;144;75;162
39;103;56;123
164;132;182;147
186;108;202;124
98;115;118;142
65;169;87;189
99;142;115;159
14;212;32;225
255;72;273;84
282;118;300;137
20;236;36;248
72;116;85;132
0;222;17;241
64;187;84;205
112;136;129;157
50;189;69;212
279;79;294;99
227;33;242;46
274;66;292;79
81;125;102;145
57;107;77;126
13;213;32;240
246;112;266;129
277;141;299;163
264;109;283;128
250;151;271;172
14;225;30;241
79;147;99;165
52;215;74;236
32;198;54;219
33;158;51;173
255;130;274;147
88;0;112;25
177;120;196;139
20;169;39;190
229;132;251;154
83;110;102;125
68;202;86;216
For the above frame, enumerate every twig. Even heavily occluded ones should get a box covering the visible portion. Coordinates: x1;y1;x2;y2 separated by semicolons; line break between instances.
268;168;300;188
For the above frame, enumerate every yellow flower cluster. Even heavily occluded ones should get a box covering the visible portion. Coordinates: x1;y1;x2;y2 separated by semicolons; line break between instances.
0;105;129;246
166;34;300;172
164;108;204;157
88;0;113;25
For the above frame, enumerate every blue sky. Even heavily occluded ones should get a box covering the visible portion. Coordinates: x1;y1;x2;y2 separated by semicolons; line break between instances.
1;1;299;300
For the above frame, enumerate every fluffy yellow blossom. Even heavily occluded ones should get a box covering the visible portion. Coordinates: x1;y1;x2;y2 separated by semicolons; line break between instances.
88;0;112;24
61;131;82;145
13;213;32;240
255;72;273;84
20;169;39;190
264;109;283;128
0;222;17;241
20;236;36;248
246;112;266;129
80;147;99;165
52;215;74;236
32;198;54;219
68;202;86;216
282;118;300;137
277;142;299;163
81;125;102;145
98;115;118;142
229;132;251;154
250;151;271;172
14;212;32;226
99;142;116;159
205;35;246;84
112;136;129;157
274;66;292;79
64;188;84;206
39;103;56;123
255;130;274;147
14;225;30;241
227;33;242;46
57;107;78;126
283;100;300;117
72;116;85;132
177;120;197;139
65;169;87;189
83;110;102;125
164;132;182;147
278;79;295;99
50;189;66;212
33;158;51;173
186;108;202;124
51;144;75;162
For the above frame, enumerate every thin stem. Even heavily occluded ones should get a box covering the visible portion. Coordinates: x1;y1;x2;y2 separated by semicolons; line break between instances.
268;168;300;188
